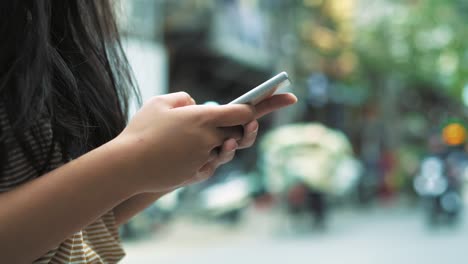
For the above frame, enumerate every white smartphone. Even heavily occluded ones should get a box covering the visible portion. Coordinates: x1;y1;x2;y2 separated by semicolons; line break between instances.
228;72;291;105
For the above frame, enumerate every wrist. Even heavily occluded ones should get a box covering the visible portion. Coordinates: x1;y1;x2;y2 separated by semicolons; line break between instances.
102;136;146;196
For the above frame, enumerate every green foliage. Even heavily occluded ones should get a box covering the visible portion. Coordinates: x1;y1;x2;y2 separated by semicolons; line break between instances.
353;0;468;97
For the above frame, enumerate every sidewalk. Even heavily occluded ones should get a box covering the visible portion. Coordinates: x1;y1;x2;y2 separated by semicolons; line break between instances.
122;204;468;264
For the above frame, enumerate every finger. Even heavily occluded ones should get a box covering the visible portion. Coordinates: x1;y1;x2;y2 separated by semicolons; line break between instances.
244;120;259;134
237;120;258;149
210;104;256;126
207;138;237;163
198;141;237;180
197;162;217;181
254;93;297;119
157;92;196;109
216;138;238;165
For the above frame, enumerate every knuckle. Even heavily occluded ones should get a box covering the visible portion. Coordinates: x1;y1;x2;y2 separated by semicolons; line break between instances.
147;96;163;105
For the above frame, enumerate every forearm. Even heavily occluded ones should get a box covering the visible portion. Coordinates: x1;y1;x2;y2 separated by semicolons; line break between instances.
0;139;137;263
114;191;169;226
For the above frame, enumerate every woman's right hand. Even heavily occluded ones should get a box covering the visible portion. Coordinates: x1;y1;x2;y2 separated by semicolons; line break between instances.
115;92;255;193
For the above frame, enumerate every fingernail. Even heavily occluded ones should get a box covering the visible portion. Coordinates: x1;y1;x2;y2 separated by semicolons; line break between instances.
289;93;298;103
249;128;258;135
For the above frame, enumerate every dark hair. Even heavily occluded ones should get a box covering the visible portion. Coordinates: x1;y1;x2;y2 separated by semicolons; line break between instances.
0;1;139;174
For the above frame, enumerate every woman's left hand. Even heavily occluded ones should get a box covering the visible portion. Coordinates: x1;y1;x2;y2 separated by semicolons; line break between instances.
185;93;297;185
237;93;297;149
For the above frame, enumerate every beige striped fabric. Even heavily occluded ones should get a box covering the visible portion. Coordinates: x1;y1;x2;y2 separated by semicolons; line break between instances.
0;104;125;263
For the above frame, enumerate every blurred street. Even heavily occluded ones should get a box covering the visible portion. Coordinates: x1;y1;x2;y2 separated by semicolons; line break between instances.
123;204;468;264
118;1;468;263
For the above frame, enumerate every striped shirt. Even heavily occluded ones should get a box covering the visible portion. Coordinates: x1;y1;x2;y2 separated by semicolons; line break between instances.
0;104;125;263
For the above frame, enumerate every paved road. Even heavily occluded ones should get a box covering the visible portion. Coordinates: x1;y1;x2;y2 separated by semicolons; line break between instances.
122;205;468;264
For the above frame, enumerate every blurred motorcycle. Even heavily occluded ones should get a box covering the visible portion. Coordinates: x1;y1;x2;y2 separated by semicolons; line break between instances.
414;122;467;226
414;154;464;225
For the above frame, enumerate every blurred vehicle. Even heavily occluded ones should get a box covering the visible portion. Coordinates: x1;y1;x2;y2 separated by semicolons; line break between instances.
198;175;251;223
179;170;253;225
259;123;362;229
414;155;465;226
414;122;467;226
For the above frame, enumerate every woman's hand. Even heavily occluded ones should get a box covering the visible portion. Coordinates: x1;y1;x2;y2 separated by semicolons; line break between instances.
214;93;298;159
238;93;298;149
111;92;297;225
185;93;298;185
116;92;256;193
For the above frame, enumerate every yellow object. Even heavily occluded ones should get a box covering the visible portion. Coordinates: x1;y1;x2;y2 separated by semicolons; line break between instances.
442;123;466;146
